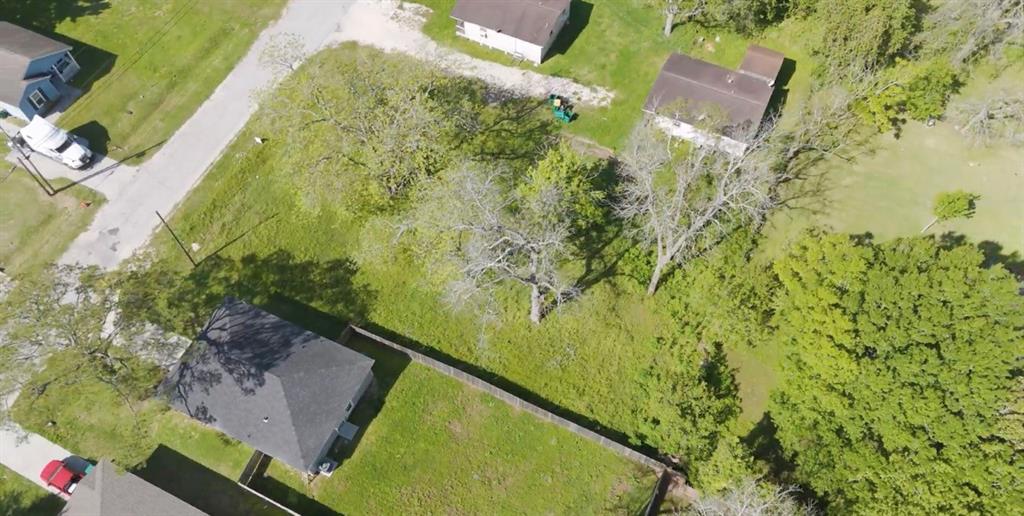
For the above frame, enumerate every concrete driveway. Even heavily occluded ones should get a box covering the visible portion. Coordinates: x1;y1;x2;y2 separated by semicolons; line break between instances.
57;0;355;270
0;393;73;492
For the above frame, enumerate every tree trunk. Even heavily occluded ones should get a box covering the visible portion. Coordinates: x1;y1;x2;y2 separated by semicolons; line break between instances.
529;283;542;324
663;10;674;38
647;256;669;296
921;217;939;233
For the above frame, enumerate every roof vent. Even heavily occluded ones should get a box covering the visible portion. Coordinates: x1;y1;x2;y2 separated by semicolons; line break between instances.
262;416;270;423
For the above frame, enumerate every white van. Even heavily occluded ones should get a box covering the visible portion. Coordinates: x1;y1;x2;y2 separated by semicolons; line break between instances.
11;116;93;169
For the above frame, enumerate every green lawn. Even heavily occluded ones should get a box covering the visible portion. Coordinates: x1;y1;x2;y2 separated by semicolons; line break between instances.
6;0;285;163
10;360;289;516
0;464;64;516
0;171;104;276
416;0;816;149
248;335;655;515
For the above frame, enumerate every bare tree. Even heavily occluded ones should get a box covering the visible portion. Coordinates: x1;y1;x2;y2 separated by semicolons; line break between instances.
920;0;1024;65
615;121;776;295
949;91;1024;146
685;479;814;516
258;32;305;77
413;166;577;324
652;0;707;37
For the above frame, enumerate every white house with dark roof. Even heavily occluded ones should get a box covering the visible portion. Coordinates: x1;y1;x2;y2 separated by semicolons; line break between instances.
643;45;785;156
450;0;571;64
164;298;375;474
0;22;80;121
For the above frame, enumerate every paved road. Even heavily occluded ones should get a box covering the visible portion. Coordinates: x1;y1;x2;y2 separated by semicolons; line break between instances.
0;394;73;492
59;0;355;269
1;0;355;490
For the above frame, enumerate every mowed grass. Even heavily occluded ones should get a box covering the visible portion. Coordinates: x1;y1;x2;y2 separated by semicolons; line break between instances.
416;0;815;149
761;121;1024;259
0;171;103;276
0;464;64;516
250;345;655;515
17;0;285;163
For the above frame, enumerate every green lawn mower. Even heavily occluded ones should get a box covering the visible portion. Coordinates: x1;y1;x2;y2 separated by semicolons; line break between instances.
547;94;575;123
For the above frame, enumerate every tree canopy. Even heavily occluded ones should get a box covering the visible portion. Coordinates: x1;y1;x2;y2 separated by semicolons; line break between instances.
769;234;1024;514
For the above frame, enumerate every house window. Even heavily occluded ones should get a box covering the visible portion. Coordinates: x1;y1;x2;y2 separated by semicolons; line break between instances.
28;89;48;109
479;27;488;39
455;19;465;35
53;54;72;75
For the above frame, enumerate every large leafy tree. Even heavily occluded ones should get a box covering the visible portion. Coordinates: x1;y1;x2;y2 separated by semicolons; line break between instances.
806;0;919;73
769;234;1024;514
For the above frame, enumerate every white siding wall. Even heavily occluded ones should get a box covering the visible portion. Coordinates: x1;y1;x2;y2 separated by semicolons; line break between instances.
0;100;26;121
458;21;544;63
653;115;748;156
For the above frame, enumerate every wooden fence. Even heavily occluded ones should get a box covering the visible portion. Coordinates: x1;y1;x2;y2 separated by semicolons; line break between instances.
348;325;669;472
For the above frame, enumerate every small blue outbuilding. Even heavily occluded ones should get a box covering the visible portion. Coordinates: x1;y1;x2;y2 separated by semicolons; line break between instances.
0;21;81;121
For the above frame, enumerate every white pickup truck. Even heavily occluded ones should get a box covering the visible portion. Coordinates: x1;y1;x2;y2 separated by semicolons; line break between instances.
10;116;93;169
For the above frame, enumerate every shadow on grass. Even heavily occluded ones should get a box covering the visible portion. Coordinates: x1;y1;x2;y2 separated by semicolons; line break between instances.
743;412;825;511
546;0;592;60
764;58;796;121
68;120;109;157
247;474;337;516
134;445;289;516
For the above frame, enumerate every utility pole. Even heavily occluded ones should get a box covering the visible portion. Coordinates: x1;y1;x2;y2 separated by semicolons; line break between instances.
155;210;197;268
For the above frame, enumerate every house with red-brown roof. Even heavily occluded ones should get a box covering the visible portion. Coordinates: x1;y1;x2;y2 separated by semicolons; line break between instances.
643;45;785;155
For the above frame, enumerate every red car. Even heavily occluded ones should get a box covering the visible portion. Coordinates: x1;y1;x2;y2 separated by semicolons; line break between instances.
40;459;84;497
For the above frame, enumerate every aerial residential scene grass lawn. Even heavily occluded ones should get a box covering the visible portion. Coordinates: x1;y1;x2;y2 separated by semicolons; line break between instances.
0;171;103;276
1;0;1022;515
418;0;814;149
6;0;285;163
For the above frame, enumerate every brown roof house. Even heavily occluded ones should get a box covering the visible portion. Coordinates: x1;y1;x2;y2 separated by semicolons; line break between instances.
643;45;785;155
164;298;375;474
0;22;81;121
62;460;206;516
451;0;571;64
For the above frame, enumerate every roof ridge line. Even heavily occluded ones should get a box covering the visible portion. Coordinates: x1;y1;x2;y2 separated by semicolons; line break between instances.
662;65;764;107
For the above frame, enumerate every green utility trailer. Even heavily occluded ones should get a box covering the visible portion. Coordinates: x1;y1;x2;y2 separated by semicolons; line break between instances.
547;94;574;123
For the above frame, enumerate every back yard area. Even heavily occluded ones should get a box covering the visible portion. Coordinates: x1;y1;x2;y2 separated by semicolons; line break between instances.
11;329;656;515
416;0;815;149
5;0;285;163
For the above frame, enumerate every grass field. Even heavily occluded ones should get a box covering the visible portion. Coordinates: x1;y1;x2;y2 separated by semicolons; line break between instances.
6;0;285;163
13;336;655;515
249;336;655;515
416;0;815;149
0;171;103;276
762;121;1024;259
0;464;64;516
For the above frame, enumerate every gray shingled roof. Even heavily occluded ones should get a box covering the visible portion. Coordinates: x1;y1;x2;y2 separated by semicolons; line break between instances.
0;23;70;106
166;298;374;472
0;22;69;59
643;48;781;137
451;0;571;46
62;460;206;516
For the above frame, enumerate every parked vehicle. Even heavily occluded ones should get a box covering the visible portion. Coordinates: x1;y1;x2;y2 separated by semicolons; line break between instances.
40;459;85;497
11;116;92;169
